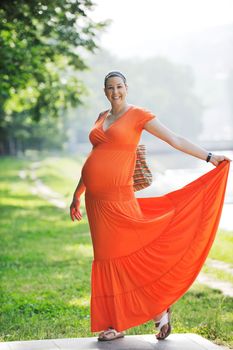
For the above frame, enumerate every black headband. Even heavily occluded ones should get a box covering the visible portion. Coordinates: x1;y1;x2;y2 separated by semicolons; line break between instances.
104;71;127;86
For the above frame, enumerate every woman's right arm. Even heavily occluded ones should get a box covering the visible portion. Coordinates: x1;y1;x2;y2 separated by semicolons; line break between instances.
73;176;86;199
70;176;86;221
70;144;96;221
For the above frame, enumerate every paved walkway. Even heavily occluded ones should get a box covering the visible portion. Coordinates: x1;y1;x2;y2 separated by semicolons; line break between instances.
0;334;229;350
197;273;233;297
207;259;233;276
19;165;66;209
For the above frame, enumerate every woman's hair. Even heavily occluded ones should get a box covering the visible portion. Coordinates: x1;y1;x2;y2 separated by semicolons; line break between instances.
104;71;127;87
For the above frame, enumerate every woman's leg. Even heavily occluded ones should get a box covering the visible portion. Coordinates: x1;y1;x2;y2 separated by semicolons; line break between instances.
154;310;171;339
98;328;125;341
98;311;171;341
153;311;166;322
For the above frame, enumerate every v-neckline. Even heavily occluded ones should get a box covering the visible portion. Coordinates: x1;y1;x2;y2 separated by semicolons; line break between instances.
101;106;133;132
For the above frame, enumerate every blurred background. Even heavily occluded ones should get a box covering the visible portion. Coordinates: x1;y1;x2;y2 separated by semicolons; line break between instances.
1;1;233;344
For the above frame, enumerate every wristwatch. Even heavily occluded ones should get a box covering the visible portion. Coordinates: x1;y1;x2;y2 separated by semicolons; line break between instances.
206;152;212;162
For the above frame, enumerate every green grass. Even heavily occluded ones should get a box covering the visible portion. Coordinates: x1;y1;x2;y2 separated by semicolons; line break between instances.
34;156;84;198
202;229;233;288
0;156;233;347
134;285;233;348
208;231;233;264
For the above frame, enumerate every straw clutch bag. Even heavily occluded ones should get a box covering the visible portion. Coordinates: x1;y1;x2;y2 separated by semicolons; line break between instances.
133;144;153;191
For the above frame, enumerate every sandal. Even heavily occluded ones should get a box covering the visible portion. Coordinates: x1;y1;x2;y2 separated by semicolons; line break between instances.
155;308;172;340
98;327;125;341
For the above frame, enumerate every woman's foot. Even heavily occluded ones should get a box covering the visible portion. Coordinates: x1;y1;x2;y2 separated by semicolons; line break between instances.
154;308;172;340
98;327;125;341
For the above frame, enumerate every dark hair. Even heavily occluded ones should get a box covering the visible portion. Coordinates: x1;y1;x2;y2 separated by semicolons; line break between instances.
104;71;127;87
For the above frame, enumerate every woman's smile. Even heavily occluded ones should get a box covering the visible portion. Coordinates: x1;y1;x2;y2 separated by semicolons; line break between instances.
104;76;128;106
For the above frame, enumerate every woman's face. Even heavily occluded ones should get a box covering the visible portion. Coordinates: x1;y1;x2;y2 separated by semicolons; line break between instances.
104;76;128;106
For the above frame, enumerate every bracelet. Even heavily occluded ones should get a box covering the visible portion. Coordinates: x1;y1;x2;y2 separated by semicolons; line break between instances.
206;152;212;162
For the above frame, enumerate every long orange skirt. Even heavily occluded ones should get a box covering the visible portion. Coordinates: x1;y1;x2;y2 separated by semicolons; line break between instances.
81;106;230;332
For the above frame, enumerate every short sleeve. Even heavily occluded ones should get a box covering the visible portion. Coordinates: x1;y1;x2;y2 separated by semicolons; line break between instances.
136;108;156;130
94;110;108;124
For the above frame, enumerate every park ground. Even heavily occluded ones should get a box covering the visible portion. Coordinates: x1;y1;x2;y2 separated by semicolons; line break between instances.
0;156;233;348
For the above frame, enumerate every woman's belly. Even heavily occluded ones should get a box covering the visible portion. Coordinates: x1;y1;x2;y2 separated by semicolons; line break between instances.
81;148;136;193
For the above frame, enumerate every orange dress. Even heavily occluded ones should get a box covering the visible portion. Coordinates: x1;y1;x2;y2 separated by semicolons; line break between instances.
81;105;230;332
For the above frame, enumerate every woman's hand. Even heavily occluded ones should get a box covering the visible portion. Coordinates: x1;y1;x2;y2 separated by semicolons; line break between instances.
70;197;82;221
209;154;232;167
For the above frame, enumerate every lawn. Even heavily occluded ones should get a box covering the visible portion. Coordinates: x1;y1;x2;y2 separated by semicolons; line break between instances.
0;156;232;347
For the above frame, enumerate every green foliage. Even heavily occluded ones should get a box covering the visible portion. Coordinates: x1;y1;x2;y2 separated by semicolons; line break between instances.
1;111;70;154
0;0;108;154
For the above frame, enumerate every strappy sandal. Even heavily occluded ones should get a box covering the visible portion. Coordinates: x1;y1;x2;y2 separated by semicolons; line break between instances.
155;308;172;340
98;327;125;341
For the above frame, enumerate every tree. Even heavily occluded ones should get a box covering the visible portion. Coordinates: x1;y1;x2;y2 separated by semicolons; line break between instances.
0;0;107;154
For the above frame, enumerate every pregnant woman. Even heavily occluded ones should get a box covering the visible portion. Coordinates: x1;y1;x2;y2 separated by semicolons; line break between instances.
70;71;230;341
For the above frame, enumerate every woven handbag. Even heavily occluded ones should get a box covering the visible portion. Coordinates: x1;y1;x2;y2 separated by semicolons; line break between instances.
133;144;153;191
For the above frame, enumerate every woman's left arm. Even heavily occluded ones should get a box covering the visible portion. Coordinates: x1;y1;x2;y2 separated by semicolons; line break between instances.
144;118;232;167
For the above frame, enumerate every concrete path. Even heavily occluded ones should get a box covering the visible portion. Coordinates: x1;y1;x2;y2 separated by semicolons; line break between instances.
196;259;233;297
0;334;229;350
207;259;233;276
197;273;233;297
19;165;66;209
